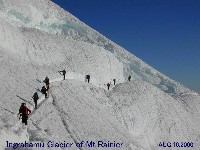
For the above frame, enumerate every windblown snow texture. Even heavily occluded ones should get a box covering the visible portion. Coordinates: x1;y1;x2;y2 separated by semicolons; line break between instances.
0;0;199;150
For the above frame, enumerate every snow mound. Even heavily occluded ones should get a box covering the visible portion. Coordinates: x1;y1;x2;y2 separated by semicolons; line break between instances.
28;80;142;150
108;80;200;150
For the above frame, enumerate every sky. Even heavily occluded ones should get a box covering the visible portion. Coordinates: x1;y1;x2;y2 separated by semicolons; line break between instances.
52;0;200;92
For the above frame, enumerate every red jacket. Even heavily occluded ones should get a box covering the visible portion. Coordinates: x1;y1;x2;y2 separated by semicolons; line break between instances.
19;106;31;116
25;107;31;116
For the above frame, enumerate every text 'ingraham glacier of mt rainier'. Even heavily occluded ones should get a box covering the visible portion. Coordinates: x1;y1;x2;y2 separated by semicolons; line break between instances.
6;140;124;149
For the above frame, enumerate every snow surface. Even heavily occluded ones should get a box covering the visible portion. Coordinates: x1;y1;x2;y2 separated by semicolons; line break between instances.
108;81;200;149
0;0;200;150
0;0;190;93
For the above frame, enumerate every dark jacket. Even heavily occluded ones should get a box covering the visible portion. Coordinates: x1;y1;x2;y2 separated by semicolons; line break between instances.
86;75;90;79
44;77;50;85
41;86;47;94
63;70;66;75
107;83;111;86
32;92;39;101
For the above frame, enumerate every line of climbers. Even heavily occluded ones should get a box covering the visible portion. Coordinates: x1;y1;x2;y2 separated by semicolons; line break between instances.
18;69;66;126
105;75;131;90
18;69;132;125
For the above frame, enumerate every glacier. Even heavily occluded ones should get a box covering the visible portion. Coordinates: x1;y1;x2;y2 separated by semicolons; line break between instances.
0;0;200;149
0;0;190;93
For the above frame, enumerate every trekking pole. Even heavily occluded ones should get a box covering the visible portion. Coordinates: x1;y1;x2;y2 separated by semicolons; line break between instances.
0;106;15;115
58;71;62;75
17;113;21;120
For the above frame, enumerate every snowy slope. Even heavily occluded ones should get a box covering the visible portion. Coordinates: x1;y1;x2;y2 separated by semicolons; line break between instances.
34;80;139;150
108;81;200;149
0;17;126;149
0;0;190;93
0;0;200;150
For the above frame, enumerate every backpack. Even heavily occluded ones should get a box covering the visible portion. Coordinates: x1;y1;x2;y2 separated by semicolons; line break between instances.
33;92;39;100
41;88;45;94
19;106;24;114
19;105;26;115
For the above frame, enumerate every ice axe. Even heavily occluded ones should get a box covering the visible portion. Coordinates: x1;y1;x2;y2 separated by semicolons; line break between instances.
58;71;63;75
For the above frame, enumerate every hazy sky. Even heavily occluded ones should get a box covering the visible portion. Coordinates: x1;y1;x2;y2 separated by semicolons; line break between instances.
52;0;200;92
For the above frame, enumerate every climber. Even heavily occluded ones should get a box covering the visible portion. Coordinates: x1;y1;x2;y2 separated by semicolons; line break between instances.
86;75;90;83
18;103;31;125
128;75;131;81
59;69;66;80
107;82;111;90
32;92;39;109
41;86;48;98
113;79;116;85
43;76;50;90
